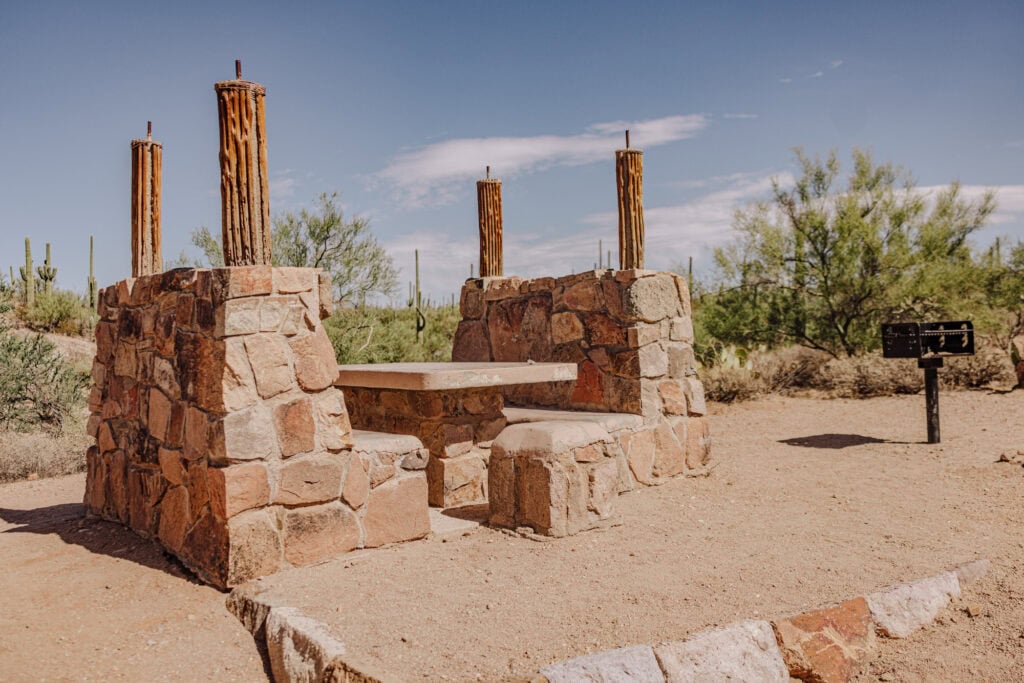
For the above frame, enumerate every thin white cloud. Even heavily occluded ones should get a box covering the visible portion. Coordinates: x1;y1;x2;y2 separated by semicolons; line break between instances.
374;114;709;207
808;71;824;78
830;60;844;69
779;77;793;84
723;113;758;120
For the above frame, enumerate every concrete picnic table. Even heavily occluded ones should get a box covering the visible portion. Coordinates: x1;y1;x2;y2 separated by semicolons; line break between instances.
336;362;578;507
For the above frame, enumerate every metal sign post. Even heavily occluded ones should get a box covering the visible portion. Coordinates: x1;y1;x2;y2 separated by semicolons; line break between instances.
881;321;975;444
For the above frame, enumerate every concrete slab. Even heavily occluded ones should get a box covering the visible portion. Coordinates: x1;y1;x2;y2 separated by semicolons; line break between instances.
335;361;577;391
351;430;424;454
504;406;644;432
429;504;486;537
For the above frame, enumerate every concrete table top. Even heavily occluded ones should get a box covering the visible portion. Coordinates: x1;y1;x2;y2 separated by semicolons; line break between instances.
335;362;577;391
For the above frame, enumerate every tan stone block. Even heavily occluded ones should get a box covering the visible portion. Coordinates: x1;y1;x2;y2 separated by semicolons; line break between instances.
274;454;344;505
426;452;488;507
158;447;185;486
272;267;317;294
641;379;663;421
667;343;696;379
147;388;172;441
638;343;668;378
685;416;711;469
487;454;516;528
211;266;273;303
772;598;875;683
551;312;584;344
228;508;282;583
289;329;338;391
215;297;262;337
209;463;271;518
588;459;619;519
482;276;524;301
221;337;258;411
652;421;685;478
362;475;429;548
218;403;281;462
258;295;292;332
279;303;306;335
274;396;316;458
573;444;604;463
627;323;662;348
622;428;656;485
451;320;491;361
282;502;359;566
474;416;507;443
245;334;295;399
658;380;687;415
671;274;693;316
669;317;694;343
622;273;683;323
686;377;707;416
317;271;334;320
158;485;190;553
341;458;369;509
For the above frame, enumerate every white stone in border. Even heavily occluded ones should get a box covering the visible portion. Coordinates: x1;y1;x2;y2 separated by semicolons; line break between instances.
654;620;788;682
542;645;664;683
866;571;961;638
266;606;347;683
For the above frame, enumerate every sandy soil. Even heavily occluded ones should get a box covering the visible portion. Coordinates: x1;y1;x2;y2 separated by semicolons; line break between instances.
0;391;1020;682
0;475;268;682
247;391;1024;681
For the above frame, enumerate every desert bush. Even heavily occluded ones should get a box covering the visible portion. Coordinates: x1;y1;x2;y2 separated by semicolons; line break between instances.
0;428;89;483
324;304;461;364
0;325;88;434
21;289;97;336
939;346;1016;388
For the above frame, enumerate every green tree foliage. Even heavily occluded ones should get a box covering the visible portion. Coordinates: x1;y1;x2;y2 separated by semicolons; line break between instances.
699;149;1002;357
185;193;398;304
0;324;87;434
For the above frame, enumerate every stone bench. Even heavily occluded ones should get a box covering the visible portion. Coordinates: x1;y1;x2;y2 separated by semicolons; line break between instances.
489;421;624;537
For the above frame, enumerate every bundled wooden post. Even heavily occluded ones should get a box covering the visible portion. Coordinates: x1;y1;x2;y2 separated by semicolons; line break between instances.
615;130;645;270
215;60;271;266
130;121;163;276
476;166;503;277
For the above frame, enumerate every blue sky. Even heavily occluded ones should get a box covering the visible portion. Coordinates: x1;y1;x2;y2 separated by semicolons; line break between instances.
1;1;1021;302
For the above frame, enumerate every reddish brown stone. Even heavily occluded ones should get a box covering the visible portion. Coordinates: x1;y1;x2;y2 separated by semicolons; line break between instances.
570;361;605;408
623;428;656;485
183;406;212;460
459;286;485;320
426;453;488;507
274;396;316;458
185;459;211;522
363;475;430;548
209;463;271;518
98;421;117;453
158;447;185;486
282;502;360;566
551;312;584;345
107;450;128;522
652;421;684;478
341;457;369;509
128;465;166;535
658;380;687;415
487;296;552;362
158;485;191;553
181;511;229;588
583;313;627;347
773;598;876;683
274;454;344;505
211;265;273;304
610;349;640;378
451;320;491;362
289;329;338;391
314;389;354;451
147;388;172;441
557;280;603;312
84;447;106;513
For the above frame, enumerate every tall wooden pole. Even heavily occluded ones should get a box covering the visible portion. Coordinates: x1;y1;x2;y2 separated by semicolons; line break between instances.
215;60;271;266
615;130;645;270
476;166;503;277
130;121;163;276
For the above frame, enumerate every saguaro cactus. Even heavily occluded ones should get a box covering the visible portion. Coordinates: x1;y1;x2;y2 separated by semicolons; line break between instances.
37;243;57;295
19;237;35;306
87;235;98;311
615;130;645;270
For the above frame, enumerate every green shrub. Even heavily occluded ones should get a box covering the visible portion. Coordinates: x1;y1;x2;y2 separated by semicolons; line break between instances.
21;289;97;336
324;304;461;364
0;325;88;434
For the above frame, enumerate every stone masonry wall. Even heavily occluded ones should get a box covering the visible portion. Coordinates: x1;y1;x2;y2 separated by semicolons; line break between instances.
452;269;710;485
83;266;428;588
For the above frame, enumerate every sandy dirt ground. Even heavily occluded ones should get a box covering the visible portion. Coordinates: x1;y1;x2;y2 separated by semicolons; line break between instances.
0;391;1020;682
0;475;268;682
247;391;1023;681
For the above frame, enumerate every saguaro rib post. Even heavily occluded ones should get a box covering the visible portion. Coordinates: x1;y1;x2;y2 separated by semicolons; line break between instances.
215;61;271;266
615;129;645;270
476;166;503;277
130;121;163;276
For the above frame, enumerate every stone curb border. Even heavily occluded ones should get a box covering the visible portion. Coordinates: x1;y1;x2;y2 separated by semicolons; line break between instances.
539;559;990;683
227;559;988;683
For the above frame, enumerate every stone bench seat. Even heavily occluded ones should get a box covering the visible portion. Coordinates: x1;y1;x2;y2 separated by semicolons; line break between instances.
489;421;625;537
503;406;644;434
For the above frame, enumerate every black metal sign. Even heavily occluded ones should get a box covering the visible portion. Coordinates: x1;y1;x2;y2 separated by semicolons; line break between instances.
880;320;975;444
881;321;974;359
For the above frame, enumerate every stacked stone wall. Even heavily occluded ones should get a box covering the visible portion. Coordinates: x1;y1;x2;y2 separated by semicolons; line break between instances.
453;269;710;485
84;266;428;588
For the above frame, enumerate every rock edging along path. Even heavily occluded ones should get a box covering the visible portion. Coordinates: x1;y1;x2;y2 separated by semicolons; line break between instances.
227;560;988;683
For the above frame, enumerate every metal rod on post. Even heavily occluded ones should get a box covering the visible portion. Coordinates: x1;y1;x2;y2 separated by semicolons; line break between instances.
919;357;942;443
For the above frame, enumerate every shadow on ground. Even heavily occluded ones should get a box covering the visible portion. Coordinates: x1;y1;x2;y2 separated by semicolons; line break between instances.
0;502;200;583
779;433;918;449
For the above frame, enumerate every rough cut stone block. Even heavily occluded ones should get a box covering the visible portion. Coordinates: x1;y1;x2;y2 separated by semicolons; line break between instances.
314;389;354;451
551;312;584;345
542;645;664;683
218;403;280;462
274;396;317;458
222;337;259;411
772;598;875;683
426;451;488;508
685;416;710;470
264;606;348;683
655;621;789;682
570;360;606;408
275;454;344;506
158;485;190;553
621;427;656;485
216;297;262;337
652;421;684;478
556;280;603;312
341;458;369;509
622;274;683;323
209;463;271;518
451;320;491;362
282;502;360;566
362;475;430;548
245;334;296;399
211;265;273;303
289;329;338;391
459;286;485;320
638;344;668;378
228;508;283;584
685;377;706;416
273;267;317;294
866;572;961;638
657;380;687;415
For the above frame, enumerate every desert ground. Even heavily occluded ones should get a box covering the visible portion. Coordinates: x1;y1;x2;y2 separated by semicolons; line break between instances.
1;390;1021;682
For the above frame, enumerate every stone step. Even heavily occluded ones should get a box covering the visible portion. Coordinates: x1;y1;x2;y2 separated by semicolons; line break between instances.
503;406;644;433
